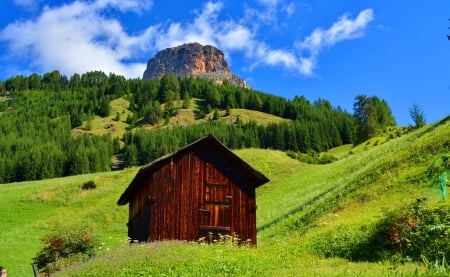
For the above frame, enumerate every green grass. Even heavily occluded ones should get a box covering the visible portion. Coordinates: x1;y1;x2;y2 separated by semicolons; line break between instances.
54;241;421;277
72;97;289;135
350;126;412;154
0;169;137;276
1;119;449;276
221;108;289;125
324;144;352;159
72;98;132;138
160;103;289;129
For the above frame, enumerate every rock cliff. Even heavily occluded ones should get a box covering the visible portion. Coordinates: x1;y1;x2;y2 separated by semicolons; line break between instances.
143;43;247;87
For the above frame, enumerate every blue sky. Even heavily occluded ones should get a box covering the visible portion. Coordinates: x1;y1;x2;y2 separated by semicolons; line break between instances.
1;0;449;125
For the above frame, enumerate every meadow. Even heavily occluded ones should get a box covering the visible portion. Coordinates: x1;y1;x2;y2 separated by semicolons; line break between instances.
1;118;449;276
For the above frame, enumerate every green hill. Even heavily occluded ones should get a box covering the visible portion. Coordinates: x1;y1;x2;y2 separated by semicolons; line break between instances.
1;71;360;184
1;119;449;276
71;97;289;138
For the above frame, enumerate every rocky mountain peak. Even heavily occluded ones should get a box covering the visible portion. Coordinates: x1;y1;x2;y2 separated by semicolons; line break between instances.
143;43;247;87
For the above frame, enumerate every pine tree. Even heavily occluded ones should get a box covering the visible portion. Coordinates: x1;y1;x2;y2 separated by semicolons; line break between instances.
409;103;426;128
353;95;396;144
182;92;191;109
213;109;220;120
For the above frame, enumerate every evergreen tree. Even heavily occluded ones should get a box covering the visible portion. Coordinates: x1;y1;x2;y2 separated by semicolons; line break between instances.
124;144;139;166
158;74;180;103
225;106;231;116
224;91;237;108
353;95;395;144
69;73;81;90
42;70;62;91
28;73;41;90
371;97;396;127
410;103;426;128
205;86;221;107
143;101;163;125
247;92;263;110
96;97;110;117
0;81;4;95
182;92;191;109
212;109;220;120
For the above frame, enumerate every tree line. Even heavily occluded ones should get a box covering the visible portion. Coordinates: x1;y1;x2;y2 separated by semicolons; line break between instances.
122;116;353;168
0;70;396;183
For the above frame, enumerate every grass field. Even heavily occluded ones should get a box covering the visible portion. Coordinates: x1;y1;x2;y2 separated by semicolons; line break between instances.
1;119;449;276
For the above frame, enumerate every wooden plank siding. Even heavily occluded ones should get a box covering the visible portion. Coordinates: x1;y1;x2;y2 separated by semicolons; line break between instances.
118;135;269;245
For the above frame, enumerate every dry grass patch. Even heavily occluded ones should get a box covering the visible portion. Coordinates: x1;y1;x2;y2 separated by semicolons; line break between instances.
224;109;289;125
72;98;132;138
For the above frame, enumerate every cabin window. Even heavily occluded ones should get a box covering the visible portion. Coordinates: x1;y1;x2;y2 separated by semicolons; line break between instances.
205;182;230;205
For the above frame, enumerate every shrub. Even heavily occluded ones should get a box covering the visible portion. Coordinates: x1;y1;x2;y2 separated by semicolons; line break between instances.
82;180;97;190
426;154;450;180
312;202;450;263
113;111;121;121
312;225;373;260
286;151;337;165
33;227;99;274
317;154;338;164
372;202;450;262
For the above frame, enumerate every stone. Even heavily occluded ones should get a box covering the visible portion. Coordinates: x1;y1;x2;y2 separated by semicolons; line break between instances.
143;43;247;87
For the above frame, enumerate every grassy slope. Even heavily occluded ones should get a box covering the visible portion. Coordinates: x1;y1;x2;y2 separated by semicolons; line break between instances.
1;119;449;276
0;170;136;275
71;98;288;138
72;98;132;138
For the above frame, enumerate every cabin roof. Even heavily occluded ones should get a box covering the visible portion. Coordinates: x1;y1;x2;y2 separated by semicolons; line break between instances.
117;134;269;205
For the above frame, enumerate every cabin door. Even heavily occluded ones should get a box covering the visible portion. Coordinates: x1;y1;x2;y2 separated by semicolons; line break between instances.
198;163;231;239
130;198;152;242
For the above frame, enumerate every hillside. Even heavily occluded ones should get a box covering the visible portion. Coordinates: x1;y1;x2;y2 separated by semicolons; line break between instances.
71;97;289;138
0;71;358;184
1;118;449;276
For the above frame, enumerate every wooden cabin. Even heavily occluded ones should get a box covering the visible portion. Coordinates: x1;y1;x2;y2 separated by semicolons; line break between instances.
117;135;269;245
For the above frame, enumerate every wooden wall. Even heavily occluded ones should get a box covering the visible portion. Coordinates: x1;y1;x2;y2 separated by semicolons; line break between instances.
127;144;258;244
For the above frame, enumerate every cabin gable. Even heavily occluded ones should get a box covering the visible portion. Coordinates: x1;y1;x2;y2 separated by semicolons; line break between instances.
118;135;269;244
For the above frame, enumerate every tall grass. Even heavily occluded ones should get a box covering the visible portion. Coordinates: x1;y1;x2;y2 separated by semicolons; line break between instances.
54;240;421;277
0;169;137;276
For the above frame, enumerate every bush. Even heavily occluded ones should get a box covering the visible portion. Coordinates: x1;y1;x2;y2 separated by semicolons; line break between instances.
82;180;97;190
286;150;337;165
113;111;121;121
313;202;450;263
33;227;99;274
317;154;338;164
372;202;450;262
312;225;374;260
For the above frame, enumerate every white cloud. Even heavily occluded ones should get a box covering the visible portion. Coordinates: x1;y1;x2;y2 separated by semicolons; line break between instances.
94;0;152;12
244;0;297;31
152;1;222;50
283;2;295;17
217;25;253;51
266;49;297;67
1;0;153;78
0;1;374;79
299;9;374;53
295;9;374;75
233;8;374;76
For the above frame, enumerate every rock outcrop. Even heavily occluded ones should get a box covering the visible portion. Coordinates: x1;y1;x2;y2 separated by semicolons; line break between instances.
143;43;246;87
